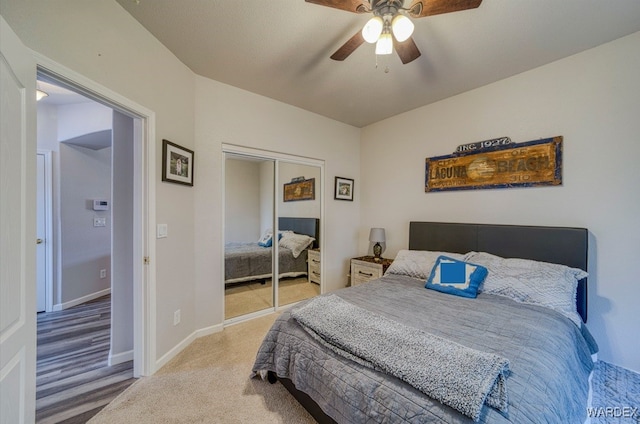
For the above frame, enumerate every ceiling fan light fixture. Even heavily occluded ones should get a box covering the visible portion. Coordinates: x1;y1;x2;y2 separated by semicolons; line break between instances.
391;14;414;42
362;16;383;43
375;31;393;55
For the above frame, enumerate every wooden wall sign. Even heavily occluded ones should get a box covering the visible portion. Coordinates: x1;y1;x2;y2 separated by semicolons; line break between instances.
425;136;562;192
284;178;315;202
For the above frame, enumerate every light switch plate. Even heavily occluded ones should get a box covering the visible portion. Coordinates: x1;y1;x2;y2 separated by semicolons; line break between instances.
157;224;168;238
93;217;106;227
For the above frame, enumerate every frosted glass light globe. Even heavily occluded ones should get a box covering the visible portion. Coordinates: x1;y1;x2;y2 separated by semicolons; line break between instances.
392;14;414;42
362;17;383;43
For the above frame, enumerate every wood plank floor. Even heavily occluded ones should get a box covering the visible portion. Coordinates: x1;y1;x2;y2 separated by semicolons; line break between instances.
36;295;136;424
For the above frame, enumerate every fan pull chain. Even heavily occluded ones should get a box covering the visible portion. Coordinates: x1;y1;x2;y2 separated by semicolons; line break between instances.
375;55;391;74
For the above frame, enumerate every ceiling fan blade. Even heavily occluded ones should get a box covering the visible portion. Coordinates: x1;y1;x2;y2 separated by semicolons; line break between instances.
305;0;369;13
330;31;365;61
394;36;421;64
408;0;482;18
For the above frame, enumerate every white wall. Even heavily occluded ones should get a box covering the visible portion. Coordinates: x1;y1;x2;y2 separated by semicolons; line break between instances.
360;32;640;372
194;75;361;327
58;102;113;307
57;102;112;142
225;158;262;243
59;143;111;304
259;161;274;234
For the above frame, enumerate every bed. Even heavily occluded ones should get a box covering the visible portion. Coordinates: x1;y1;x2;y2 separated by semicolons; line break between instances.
251;222;598;423
225;217;319;285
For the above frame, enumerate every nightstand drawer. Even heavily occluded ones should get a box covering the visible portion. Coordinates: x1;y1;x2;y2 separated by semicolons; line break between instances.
308;249;321;284
308;268;321;284
351;260;383;286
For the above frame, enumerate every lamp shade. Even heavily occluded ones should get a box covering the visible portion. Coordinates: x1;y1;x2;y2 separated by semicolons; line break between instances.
369;228;386;243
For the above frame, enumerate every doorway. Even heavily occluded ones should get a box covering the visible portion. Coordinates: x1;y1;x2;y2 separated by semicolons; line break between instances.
223;147;324;322
36;81;115;315
35;65;153;377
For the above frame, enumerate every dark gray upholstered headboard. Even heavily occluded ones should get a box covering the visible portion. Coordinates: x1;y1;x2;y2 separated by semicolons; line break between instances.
279;217;320;249
409;222;589;323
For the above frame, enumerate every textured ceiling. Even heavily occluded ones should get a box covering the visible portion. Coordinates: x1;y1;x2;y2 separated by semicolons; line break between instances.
115;0;640;127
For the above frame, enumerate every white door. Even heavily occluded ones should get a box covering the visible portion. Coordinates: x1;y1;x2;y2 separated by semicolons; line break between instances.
0;15;37;424
36;153;46;312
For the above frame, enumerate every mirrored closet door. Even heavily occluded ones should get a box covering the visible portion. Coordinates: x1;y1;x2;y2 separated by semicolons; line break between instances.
223;148;323;321
277;162;321;307
224;154;275;319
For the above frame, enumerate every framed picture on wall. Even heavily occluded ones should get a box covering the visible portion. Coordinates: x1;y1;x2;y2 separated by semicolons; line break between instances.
162;139;194;186
334;177;354;201
284;178;315;202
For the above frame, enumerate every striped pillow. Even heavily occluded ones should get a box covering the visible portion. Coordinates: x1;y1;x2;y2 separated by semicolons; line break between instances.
465;251;587;326
386;250;466;280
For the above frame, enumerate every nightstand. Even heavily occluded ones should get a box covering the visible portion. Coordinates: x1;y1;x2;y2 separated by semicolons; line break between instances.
308;249;321;284
350;256;393;286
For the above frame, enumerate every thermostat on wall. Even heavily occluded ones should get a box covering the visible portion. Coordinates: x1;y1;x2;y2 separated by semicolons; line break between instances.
93;199;110;211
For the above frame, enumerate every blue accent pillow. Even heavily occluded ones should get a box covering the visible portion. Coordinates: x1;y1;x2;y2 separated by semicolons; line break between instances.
425;256;488;298
258;230;289;247
257;233;273;247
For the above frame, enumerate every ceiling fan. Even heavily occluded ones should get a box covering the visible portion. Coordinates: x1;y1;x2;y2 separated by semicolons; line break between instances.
306;0;482;64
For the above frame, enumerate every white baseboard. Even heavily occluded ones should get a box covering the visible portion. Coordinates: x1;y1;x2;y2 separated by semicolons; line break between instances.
223;308;275;326
53;288;111;311
194;323;223;339
109;349;134;366
154;324;224;371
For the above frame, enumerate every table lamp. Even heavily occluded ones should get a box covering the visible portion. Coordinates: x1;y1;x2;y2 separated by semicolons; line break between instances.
369;228;386;261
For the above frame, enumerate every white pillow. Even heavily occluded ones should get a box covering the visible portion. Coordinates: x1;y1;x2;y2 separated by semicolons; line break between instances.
465;251;587;326
385;250;466;280
279;233;315;258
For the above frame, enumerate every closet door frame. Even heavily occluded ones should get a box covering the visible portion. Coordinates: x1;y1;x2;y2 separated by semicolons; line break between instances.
222;144;324;324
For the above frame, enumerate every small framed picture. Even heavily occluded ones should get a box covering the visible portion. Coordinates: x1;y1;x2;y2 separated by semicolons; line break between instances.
162;139;194;186
334;177;354;201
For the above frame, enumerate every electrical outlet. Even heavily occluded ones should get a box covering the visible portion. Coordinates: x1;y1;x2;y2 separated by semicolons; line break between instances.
173;309;181;325
100;269;107;279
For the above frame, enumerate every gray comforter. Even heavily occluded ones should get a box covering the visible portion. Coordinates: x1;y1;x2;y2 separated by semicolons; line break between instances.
292;294;510;421
252;274;598;423
224;242;308;284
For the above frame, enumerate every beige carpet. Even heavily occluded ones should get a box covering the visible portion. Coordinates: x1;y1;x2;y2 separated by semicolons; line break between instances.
225;277;320;319
88;313;316;424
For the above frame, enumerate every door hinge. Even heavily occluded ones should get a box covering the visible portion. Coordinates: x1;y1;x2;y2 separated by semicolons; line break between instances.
144;256;150;265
